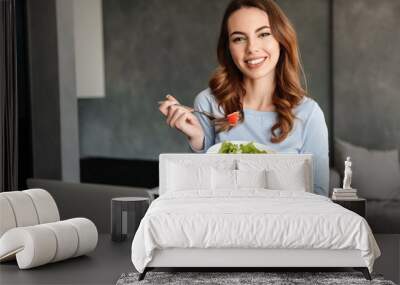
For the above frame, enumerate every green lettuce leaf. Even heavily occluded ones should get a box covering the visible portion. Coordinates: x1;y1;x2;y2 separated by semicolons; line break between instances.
218;141;270;154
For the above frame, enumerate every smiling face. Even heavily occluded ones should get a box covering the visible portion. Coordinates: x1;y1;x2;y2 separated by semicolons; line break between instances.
228;7;280;81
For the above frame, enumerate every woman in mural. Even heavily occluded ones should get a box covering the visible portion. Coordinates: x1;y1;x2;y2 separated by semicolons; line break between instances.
158;0;329;196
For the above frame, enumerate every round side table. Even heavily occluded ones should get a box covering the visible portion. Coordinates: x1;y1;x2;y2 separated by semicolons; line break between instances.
111;197;149;242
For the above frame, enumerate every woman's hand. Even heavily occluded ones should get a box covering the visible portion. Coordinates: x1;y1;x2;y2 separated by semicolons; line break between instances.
158;95;205;150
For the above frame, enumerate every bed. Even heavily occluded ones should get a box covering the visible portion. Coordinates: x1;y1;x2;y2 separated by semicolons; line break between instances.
131;154;381;280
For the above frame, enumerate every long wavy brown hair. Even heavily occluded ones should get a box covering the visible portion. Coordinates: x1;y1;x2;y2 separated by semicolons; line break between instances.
209;0;307;143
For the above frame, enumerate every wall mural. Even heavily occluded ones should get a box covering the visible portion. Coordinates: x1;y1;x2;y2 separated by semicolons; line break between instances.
78;0;400;233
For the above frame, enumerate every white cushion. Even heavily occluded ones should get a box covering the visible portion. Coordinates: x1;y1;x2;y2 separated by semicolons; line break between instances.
238;160;309;192
67;218;98;257
167;162;212;191
334;138;400;200
267;163;307;191
0;225;57;268
24;189;60;223
237;169;268;189
211;169;268;191
0;191;39;227
0;196;17;237
42;221;79;262
212;168;236;190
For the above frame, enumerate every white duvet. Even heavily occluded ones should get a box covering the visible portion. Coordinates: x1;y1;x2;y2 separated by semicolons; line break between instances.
131;190;380;273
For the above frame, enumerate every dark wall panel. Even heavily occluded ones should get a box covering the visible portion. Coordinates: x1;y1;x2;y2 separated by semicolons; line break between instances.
27;0;80;182
27;0;62;178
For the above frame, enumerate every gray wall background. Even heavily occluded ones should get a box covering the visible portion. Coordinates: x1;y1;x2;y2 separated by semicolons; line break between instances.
78;0;330;160
333;0;400;150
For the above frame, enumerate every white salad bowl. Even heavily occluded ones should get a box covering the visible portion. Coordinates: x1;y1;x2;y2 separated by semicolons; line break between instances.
206;140;275;154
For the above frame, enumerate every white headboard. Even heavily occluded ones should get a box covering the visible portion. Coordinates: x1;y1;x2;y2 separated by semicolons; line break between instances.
159;153;313;195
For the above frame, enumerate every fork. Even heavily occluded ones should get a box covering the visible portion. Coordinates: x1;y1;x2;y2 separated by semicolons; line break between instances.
159;101;241;127
170;103;219;121
159;101;220;121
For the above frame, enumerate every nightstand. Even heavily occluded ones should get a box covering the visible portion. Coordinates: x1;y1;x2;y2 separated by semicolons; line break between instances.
332;198;366;218
111;197;149;242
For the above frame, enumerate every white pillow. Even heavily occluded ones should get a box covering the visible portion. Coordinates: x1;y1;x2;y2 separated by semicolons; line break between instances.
212;168;236;190
211;168;268;190
237;160;309;192
334;139;400;200
236;169;268;189
267;164;307;191
167;162;211;191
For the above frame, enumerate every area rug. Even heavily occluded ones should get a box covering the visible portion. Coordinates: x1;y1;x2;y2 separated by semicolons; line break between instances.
116;271;396;285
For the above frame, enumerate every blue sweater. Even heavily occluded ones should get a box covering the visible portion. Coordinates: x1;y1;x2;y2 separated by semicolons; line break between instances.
190;88;329;196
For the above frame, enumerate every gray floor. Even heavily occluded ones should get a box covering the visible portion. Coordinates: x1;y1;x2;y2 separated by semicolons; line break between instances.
1;234;399;285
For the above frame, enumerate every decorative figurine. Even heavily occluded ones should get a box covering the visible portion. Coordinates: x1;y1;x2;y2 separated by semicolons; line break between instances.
343;156;352;189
